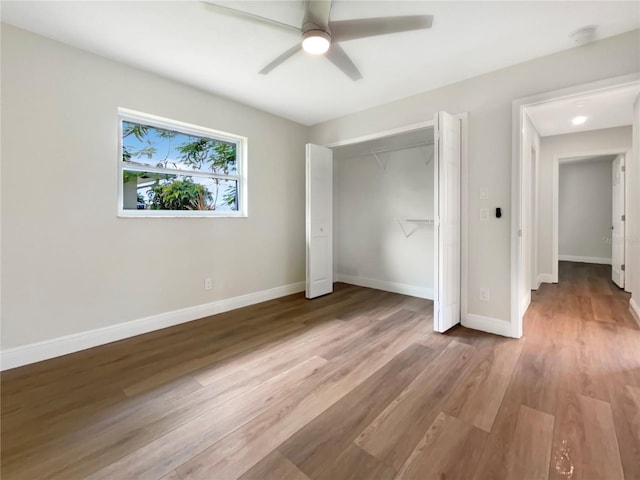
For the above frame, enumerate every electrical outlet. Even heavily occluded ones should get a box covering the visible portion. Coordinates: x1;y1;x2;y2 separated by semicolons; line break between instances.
479;288;490;302
204;278;212;291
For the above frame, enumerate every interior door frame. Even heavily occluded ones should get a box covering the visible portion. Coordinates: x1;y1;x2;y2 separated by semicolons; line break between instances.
511;73;640;338
552;149;630;284
324;114;469;332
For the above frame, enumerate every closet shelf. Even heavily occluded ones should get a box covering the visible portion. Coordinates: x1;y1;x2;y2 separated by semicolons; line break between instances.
369;142;433;170
404;219;434;224
398;218;434;237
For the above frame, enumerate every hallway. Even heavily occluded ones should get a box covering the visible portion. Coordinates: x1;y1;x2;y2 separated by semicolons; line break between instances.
523;261;640;479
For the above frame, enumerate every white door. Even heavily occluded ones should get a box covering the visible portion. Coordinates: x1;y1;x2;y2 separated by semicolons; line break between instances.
306;143;333;299
434;111;461;332
612;155;625;288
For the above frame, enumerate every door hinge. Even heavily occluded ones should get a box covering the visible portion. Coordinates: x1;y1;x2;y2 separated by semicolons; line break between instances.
621;264;626;271
622;214;625;221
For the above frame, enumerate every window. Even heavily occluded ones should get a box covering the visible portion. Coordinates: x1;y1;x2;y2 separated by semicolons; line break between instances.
118;108;247;217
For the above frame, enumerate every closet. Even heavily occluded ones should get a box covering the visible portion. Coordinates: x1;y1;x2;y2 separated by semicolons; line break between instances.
306;111;463;333
331;128;436;301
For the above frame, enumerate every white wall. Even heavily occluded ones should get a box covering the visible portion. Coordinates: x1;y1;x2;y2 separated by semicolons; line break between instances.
537;126;632;277
310;30;640;323
1;25;309;351
631;95;640;317
558;159;613;262
334;145;434;298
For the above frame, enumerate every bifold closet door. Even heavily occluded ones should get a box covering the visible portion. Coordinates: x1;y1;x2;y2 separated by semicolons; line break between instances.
306;143;334;299
434;111;461;332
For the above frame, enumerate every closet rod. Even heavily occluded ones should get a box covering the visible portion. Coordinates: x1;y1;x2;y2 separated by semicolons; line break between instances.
368;141;432;156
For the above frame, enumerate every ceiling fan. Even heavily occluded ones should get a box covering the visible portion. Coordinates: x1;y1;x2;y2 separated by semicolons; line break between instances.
202;0;433;81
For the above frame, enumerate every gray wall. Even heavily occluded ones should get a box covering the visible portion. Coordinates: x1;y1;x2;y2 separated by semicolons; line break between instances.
335;145;435;298
310;30;640;322
1;25;309;350
631;95;640;311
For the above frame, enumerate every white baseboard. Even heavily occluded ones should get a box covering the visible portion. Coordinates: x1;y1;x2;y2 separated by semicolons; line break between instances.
630;298;640;328
558;255;612;265
462;314;513;338
537;273;554;285
335;274;433;300
1;281;305;371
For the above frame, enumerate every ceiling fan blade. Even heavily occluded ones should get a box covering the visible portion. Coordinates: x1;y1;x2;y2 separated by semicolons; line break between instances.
259;44;303;75
304;0;332;30
202;1;301;34
325;43;362;81
330;15;434;42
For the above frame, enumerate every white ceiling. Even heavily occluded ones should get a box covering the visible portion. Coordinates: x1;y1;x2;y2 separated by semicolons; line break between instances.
527;84;640;137
2;1;639;126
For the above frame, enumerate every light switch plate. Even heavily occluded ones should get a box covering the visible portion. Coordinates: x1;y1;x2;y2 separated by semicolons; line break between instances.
480;188;488;200
480;208;490;221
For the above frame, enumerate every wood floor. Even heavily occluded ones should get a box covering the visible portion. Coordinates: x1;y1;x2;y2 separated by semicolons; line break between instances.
2;261;639;479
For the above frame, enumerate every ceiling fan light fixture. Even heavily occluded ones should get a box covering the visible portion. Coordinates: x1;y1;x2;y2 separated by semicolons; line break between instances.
302;30;331;55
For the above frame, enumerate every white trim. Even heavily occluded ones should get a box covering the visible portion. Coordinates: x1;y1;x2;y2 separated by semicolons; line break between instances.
462;314;513;338
336;274;434;300
530;144;539;292
116;107;249;218
0;281;305;371
537;273;554;286
511;73;640;339
520;291;531;318
459;113;470;335
630;298;640;327
558;255;612;265
511;95;525;338
552;155;559;283
325;119;435;148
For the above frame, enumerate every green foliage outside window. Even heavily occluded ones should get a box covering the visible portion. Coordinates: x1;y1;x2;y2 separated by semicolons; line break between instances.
122;121;238;211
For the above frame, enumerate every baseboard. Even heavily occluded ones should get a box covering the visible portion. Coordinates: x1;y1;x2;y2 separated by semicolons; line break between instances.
558;255;612;265
336;274;433;300
0;281;305;371
462;314;513;338
630;298;640;328
537;273;554;285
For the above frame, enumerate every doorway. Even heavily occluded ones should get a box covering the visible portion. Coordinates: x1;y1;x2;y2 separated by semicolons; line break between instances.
553;152;627;287
305;112;468;333
511;74;640;336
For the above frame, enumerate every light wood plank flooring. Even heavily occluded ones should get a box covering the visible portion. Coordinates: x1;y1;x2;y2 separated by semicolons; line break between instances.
2;262;639;479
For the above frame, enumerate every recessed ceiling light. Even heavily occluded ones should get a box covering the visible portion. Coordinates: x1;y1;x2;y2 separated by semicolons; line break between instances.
302;30;331;55
572;115;588;125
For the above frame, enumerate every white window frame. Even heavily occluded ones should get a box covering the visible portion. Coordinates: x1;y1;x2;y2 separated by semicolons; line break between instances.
117;108;248;218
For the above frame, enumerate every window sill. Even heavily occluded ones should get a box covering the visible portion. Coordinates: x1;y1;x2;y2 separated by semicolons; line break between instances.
117;210;248;218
